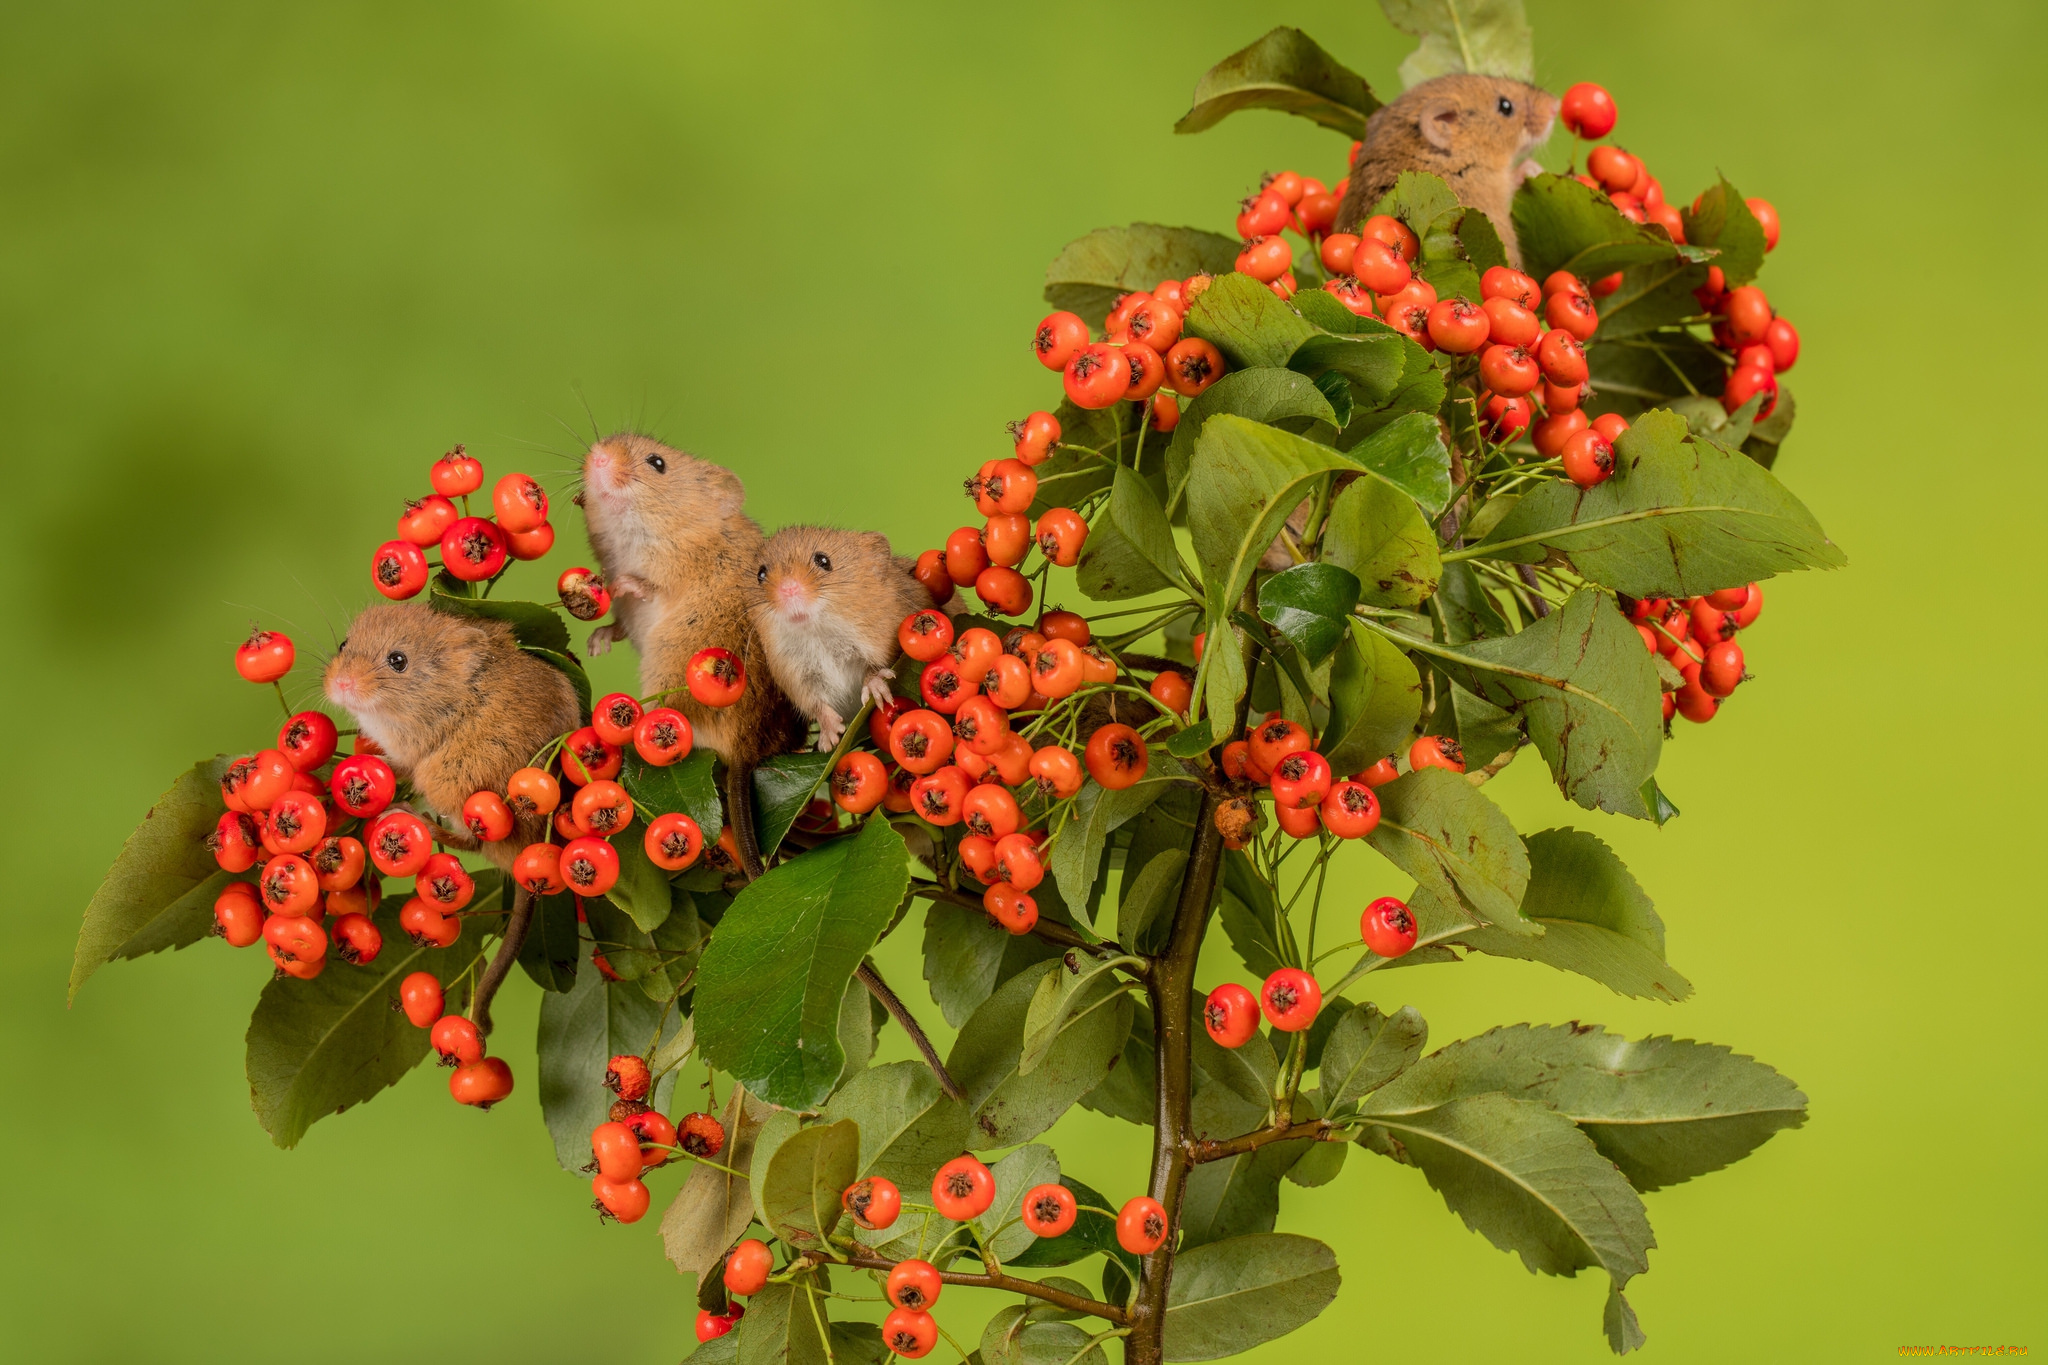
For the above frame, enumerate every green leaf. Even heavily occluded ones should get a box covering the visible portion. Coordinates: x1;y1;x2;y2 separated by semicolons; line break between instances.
694;820;912;1109
1458;206;1510;273
752;751;833;864
1679;178;1766;287
662;1086;770;1281
857;1144;1062;1267
1182;273;1316;370
1320;476;1440;608
1467;408;1845;595
949;960;1133;1148
1365;769;1530;928
1181;1087;1314;1247
1286;1136;1348;1187
581;893;658;980
1369;1022;1807;1192
1433;561;1509;642
1256;564;1361;667
244;894;495;1148
1418;588;1664;818
1042;223;1242;323
1592;258;1711;342
823;1059;971;1191
734;1281;829;1365
1022;952;1136;1075
605;816;676;932
1606;1282;1649;1354
518;890;581;992
1116;847;1188;955
1642;777;1680;827
760;1119;860;1249
1007;1176;1135;1275
1319;624;1425;777
1083;999;1158;1127
1451;828;1692;1001
1381;0;1532;85
748;1109;804;1226
1076;521;1173;602
1318;1002;1428;1110
536;941;685;1170
1512;175;1683;287
1173;26;1379;137
1162;1233;1342;1361
1425;674;1522;773
1584;333;1725;421
831;1323;890;1365
1357;1092;1654;1282
1309;370;1354;428
1220;888;1287;980
71;756;233;1001
920;898;1064;1029
1050;781;1165;920
623;748;724;846
642;892;704;1000
982;1310;1109;1365
1164;720;1215;760
1338;411;1452;512
428;590;572;653
1165;367;1338;514
691;1330;740;1365
1340;343;1448;446
1286;332;1407;409
1077;462;1190;603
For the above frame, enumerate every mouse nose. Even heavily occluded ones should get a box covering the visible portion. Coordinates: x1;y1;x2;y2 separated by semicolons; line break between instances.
778;580;803;600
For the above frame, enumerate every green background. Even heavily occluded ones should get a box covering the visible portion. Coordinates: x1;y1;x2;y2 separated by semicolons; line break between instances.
5;1;2042;1360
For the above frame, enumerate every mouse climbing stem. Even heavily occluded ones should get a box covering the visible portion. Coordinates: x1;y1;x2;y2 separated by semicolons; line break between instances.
470;884;535;1037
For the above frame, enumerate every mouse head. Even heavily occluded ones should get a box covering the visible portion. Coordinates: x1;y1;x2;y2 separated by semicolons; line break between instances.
756;525;893;626
580;432;745;561
323;603;510;760
1402;73;1557;163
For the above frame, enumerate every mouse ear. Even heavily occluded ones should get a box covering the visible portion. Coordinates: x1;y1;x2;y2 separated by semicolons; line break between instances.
1418;98;1462;151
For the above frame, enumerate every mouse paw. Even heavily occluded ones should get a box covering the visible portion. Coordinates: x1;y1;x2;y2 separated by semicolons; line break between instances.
815;706;845;752
586;624;621;658
861;669;897;711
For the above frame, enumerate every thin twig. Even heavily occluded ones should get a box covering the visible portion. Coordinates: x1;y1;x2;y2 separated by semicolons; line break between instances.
840;1254;1129;1324
469;885;534;1036
1187;1118;1340;1164
856;960;965;1103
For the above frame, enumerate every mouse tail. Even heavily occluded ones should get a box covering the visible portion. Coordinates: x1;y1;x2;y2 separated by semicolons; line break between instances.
725;763;766;880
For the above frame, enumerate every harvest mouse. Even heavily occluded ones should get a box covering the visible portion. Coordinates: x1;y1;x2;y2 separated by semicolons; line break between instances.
1333;73;1557;268
752;525;929;750
578;432;802;873
323;602;580;869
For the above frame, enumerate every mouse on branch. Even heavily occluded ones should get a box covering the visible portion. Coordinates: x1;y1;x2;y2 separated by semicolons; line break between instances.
577;432;803;876
752;525;930;751
1333;72;1557;268
323;602;580;868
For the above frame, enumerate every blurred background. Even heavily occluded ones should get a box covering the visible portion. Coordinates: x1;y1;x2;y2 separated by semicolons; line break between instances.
4;1;2043;1360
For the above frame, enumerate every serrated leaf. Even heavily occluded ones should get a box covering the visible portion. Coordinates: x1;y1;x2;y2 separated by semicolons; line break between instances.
662;1086;768;1281
982;1311;1108;1365
518;890;580;992
605;816;675;932
1164;721;1215;760
1340;342;1448;446
920;898;1064;1029
1162;1233;1342;1361
1182;273;1317;370
823;1060;971;1192
1083;998;1158;1127
1365;768;1529;927
1584;332;1725;421
1287;332;1407;409
536;940;684;1170
1181;1088;1312;1248
1343;410;1453;512
734;1281;829;1365
1043;223;1243;323
1257;563;1361;667
1022;952;1133;1074
1115;847;1188;955
752;751;833;863
1358;1091;1654;1282
1174;26;1379;137
1320;624;1425;778
1369;1023;1807;1191
623;748;723;845
1606;1282;1648;1354
1319;1002;1428;1110
1465;408;1846;595
1321;476;1440;608
1414;588;1664;818
1680;178;1766;287
1165;367;1338;514
1287;1138;1348;1187
428;590;572;653
1512;174;1683;287
1051;781;1164;920
949;961;1133;1148
1382;0;1532;84
72;756;234;1001
760;1119;860;1249
694;820;911;1109
582;892;657;980
1593;258;1711;342
245;894;495;1148
1453;828;1691;1001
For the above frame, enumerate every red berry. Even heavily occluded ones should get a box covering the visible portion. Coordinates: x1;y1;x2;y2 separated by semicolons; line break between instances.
724;1239;773;1296
398;897;460;948
591;1171;650;1223
1765;317;1799;373
211;884;264;947
1544;289;1600;342
258;853;321;917
1204;983;1260;1048
887;1259;944;1311
1033;311;1089;370
1361;896;1418;958
900;610;955;663
1409;734;1465;774
1036;507;1089;566
1591;412;1630;444
439;517;507;582
448;1055;514;1108
557;566;612;622
1011;410;1061;466
680;1111;727;1157
1746;197;1780;251
1116;1196;1170;1255
1479;343;1541;397
842;1176;902;1230
1426;299;1490;354
1319;781;1381;838
1559;82;1617;139
1260;967;1322;1032
1274;802;1321;840
589;1121;644;1181
1020;1183;1078;1238
234;628;294;683
1063;343;1131;410
512;842;565;896
1028;745;1082;799
1246;716;1311;774
974;566;1033;617
1356;756;1400;788
685;647;746;707
1562;429;1617;488
1164;338;1225;397
505;766;562;818
1350;237;1411;294
1723;365;1778;420
632;707;694;766
1268;750;1333;810
263;911;326;967
828;752;888;816
1482;296;1541;348
491;473;549;534
932;1155;996;1221
890;709;956;775
1481;266;1540;309
1536;329;1589;387
371;540;430;600
397;494;458;547
1083;723;1148;790
1700;641;1746;698
399;971;444;1027
1482;394;1533;443
883;1308;937;1359
984;883;1039;935
208;811;263;873
909;766;971;827
644;811;704;870
1235;235;1293;283
626;1109;679;1167
431;1014;484;1065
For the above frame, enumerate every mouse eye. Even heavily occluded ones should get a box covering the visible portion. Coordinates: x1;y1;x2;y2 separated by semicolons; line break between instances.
645;453;666;474
756;565;767;584
1497;96;1514;116
386;650;407;673
813;552;832;572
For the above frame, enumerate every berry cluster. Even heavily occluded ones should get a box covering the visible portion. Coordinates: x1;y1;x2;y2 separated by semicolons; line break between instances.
1627;581;1766;726
704;1160;1171;1356
367;446;558;599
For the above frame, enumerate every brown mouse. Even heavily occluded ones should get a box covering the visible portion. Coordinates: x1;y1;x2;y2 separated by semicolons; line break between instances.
752;524;929;750
578;432;802;873
322;602;580;869
1333;73;1557;269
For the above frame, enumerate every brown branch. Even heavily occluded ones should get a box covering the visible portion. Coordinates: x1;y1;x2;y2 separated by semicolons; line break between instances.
1514;563;1553;618
469;884;534;1037
920;885;1144;978
841;1254;1128;1324
856;959;965;1104
1188;1118;1338;1165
